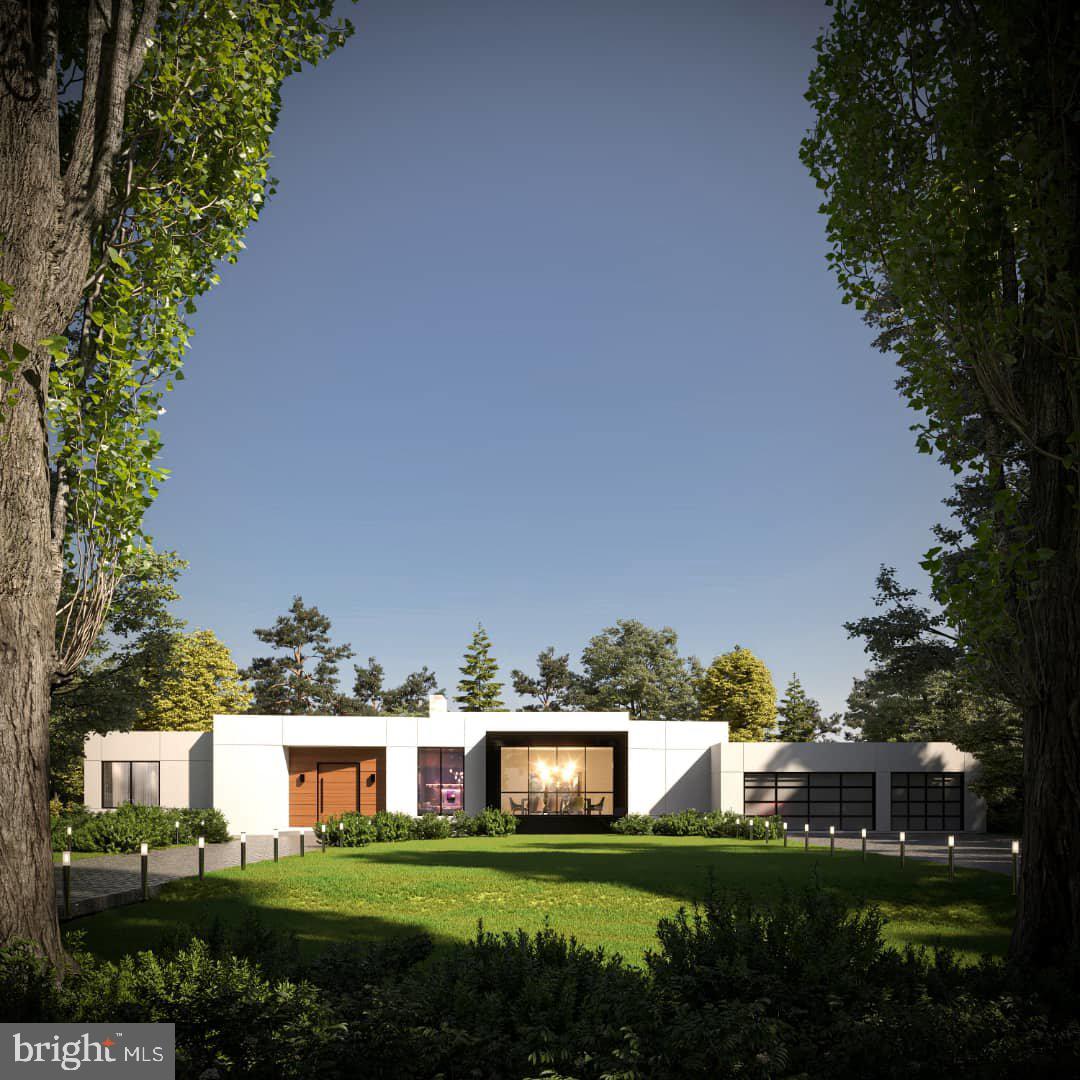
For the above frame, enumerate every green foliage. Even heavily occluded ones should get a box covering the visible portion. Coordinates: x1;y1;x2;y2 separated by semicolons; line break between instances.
576;618;701;721
320;808;517;847
846;567;1023;822
141;629;251;730
51;804;230;853
698;646;777;740
47;3;353;684
350;658;441;715
511;646;578;710
242;596;354;714
7;885;1077;1078
610;813;655;835
775;674;840;742
455;624;505;711
624;810;781;840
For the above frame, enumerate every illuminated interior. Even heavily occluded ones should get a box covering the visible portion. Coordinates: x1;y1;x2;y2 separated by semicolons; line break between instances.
500;745;614;815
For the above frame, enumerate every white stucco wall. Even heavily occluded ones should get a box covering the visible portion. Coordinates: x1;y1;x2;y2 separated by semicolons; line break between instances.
716;741;986;831
212;716;288;834
83;730;212;811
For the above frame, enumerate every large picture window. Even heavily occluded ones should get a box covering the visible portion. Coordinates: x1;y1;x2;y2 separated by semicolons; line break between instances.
417;748;464;815
500;745;613;816
891;772;963;831
744;771;875;831
102;761;160;808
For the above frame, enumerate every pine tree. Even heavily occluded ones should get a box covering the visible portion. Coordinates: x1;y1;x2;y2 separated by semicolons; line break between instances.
776;674;822;742
456;625;505;711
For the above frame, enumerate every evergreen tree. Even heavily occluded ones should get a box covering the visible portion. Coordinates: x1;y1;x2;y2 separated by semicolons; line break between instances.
698;646;776;741
776;674;830;742
351;658;441;715
511;647;577;711
456;625;505;711
242;597;353;714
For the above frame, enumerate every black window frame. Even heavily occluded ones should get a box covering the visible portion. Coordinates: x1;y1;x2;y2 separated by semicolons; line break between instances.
890;772;964;832
417;747;465;816
744;771;876;831
101;760;160;808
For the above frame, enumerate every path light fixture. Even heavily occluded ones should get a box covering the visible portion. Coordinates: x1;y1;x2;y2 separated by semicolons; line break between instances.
66;825;72;841
1011;840;1020;895
240;831;247;870
140;842;149;901
198;836;205;879
861;827;867;861
947;834;955;878
273;828;280;863
899;831;906;870
829;825;836;856
174;820;180;846
61;851;71;918
803;823;810;851
300;831;305;858
783;822;788;847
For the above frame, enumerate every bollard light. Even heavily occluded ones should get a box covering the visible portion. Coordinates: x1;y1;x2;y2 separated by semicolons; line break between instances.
829;824;836;856
803;822;810;851
861;827;867;861
66;825;72;839
783;821;789;848
300;832;305;858
947;834;955;878
240;831;247;871
1011;839;1020;895
899;831;906;870
61;851;71;918
140;842;149;901
174;820;180;846
198;835;205;879
273;828;280;863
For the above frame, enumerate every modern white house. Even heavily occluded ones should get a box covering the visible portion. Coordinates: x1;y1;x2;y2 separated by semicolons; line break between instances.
83;694;986;835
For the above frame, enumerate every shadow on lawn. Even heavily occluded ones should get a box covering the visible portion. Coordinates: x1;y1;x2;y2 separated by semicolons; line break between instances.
63;872;453;962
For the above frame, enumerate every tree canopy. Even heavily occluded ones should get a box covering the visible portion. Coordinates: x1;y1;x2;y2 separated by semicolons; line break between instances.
802;0;1080;963
511;647;577;711
242;597;353;715
698;646;776;741
776;675;840;742
576;619;700;722
351;658;441;715
455;625;505;712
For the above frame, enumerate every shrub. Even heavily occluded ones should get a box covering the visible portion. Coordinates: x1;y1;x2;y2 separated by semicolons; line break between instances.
50;804;230;853
472;807;517;836
322;812;377;847
611;812;654;835
414;813;452;840
450;809;476;837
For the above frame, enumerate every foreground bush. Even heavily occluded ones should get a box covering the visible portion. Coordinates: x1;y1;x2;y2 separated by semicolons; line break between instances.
613;808;782;839
50;804;231;853
5;884;1078;1077
321;807;517;847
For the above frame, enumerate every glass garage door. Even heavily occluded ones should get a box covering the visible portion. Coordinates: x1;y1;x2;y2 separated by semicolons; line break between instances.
891;773;963;831
744;772;875;831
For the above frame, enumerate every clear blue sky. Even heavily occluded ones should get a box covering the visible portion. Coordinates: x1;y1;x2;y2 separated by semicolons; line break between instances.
145;0;951;716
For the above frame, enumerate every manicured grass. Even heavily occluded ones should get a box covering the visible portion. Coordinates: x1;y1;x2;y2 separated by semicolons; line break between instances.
65;835;1015;966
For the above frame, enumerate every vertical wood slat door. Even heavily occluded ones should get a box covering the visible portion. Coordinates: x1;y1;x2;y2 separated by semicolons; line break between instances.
318;762;359;818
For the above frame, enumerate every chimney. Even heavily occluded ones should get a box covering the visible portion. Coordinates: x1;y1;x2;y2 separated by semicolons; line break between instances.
428;693;448;716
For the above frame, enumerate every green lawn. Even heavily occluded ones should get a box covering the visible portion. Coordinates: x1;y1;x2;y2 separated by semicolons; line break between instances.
66;835;1015;966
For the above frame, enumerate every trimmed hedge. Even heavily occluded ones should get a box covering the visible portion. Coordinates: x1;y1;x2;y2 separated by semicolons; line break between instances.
320;808;517;847
5;883;1079;1077
612;808;782;839
51;804;230;853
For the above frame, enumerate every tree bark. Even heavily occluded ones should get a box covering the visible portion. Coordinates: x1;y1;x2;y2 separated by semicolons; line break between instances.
0;0;153;968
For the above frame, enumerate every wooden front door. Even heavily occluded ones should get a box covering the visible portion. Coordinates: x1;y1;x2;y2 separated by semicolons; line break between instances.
358;757;379;815
318;761;359;818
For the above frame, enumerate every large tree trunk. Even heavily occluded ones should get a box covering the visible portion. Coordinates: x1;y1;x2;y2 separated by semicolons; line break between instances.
0;3;68;968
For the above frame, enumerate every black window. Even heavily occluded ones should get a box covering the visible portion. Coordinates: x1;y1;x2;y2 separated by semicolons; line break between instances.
891;772;963;831
744;771;875;831
102;761;159;808
417;748;464;815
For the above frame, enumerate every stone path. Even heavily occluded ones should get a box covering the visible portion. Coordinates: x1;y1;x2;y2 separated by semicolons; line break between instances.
55;831;319;919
